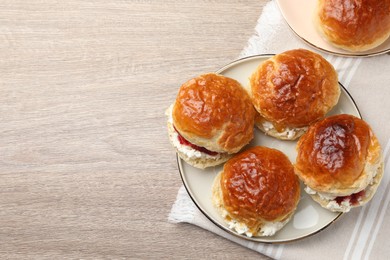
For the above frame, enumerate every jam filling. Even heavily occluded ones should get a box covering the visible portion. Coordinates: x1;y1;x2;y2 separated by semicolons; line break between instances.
173;126;219;156
335;190;365;206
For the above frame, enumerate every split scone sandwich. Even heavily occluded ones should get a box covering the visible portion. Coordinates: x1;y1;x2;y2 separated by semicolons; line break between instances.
166;73;255;169
295;114;384;212
250;49;340;140
212;146;300;237
316;0;390;52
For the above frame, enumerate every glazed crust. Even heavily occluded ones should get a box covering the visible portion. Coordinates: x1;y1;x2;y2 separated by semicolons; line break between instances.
250;49;340;130
173;73;255;154
220;147;300;232
295;114;382;195
317;0;390;51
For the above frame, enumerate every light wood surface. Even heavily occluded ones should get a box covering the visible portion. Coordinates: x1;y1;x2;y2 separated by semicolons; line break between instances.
0;1;270;259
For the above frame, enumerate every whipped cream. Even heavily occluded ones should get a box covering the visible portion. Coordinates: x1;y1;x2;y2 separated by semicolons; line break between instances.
327;200;353;212
304;186;336;200
228;220;252;237
257;220;285;237
262;120;307;139
227;218;286;237
223;210;285;237
304;185;357;212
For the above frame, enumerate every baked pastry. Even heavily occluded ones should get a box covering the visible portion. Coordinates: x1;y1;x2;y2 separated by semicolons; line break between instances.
295;114;383;212
316;0;390;52
212;146;300;237
166;73;255;169
250;49;340;140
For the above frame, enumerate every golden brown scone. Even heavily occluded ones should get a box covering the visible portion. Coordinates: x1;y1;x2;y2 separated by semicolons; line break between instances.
250;49;340;140
316;0;390;52
295;114;384;212
167;73;255;169
212;146;300;237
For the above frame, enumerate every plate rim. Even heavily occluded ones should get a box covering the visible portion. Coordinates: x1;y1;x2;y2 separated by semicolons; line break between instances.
275;0;390;57
176;54;362;243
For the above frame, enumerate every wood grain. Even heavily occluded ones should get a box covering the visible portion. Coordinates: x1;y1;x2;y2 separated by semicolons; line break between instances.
0;1;270;258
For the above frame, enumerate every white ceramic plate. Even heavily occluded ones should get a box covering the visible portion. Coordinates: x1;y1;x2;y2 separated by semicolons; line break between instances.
177;55;362;243
276;0;390;57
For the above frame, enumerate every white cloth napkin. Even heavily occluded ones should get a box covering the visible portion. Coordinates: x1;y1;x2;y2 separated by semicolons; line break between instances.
168;1;390;259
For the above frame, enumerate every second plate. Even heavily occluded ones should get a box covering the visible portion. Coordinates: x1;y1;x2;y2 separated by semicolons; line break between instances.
276;0;390;57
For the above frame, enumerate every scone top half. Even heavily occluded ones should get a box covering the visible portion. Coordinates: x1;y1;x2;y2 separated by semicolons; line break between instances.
250;49;340;140
172;73;255;154
317;0;390;52
213;146;300;237
295;114;383;212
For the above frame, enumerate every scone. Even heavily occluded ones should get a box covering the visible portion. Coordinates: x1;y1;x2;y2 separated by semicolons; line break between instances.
316;0;390;52
166;73;255;169
212;146;300;237
295;114;384;212
250;49;340;140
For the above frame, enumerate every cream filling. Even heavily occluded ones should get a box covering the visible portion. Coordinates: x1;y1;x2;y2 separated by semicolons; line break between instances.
227;219;253;237
304;186;356;212
166;105;222;160
262;120;307;139
222;209;286;237
304;161;380;212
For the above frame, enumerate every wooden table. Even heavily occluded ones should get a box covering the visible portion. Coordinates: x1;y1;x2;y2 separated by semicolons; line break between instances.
0;1;270;258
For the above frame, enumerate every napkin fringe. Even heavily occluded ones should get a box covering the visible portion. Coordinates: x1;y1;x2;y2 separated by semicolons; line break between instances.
168;186;196;223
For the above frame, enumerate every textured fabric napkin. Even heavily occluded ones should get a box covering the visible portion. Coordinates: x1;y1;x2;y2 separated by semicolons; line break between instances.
168;1;390;259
